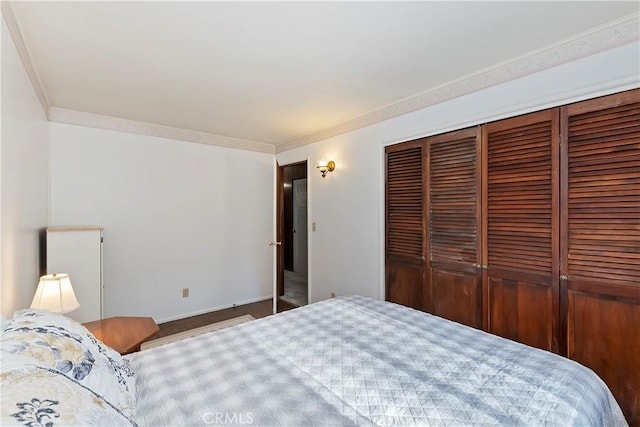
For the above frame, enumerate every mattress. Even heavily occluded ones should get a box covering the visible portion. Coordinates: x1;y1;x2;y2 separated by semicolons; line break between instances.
128;296;627;426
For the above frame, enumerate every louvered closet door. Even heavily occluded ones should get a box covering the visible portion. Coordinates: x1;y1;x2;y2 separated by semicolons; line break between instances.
386;140;426;311
562;89;640;426
485;109;560;352
427;127;482;328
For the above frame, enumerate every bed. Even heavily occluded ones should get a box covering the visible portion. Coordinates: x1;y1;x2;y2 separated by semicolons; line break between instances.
1;296;628;426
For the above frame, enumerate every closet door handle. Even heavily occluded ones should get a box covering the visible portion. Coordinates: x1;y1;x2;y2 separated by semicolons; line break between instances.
269;241;282;246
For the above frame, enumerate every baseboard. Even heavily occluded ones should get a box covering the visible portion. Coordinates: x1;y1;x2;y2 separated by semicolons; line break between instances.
155;295;272;324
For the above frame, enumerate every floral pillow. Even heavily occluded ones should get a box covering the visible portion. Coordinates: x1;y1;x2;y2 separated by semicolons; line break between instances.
1;310;136;420
1;351;136;426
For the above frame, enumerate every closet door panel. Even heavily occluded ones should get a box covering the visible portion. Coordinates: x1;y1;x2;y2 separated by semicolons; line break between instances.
485;110;560;352
386;141;427;311
427;128;482;328
488;274;554;351
387;258;425;310
563;89;640;426
567;284;640;427
432;268;480;328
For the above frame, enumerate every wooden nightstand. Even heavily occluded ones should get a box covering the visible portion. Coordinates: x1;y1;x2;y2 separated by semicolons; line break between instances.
84;317;159;355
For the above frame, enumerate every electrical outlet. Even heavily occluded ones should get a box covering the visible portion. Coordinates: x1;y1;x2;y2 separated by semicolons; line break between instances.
331;292;336;298
182;288;189;298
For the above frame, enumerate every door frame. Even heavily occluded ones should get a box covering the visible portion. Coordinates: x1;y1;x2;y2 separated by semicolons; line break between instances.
274;161;285;313
274;159;310;312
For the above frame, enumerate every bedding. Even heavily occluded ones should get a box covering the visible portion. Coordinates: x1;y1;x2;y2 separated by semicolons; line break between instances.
2;309;136;419
129;296;627;426
1;352;136;426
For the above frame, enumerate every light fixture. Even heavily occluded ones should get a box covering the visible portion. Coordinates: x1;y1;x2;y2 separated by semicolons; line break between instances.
30;273;80;314
317;160;335;178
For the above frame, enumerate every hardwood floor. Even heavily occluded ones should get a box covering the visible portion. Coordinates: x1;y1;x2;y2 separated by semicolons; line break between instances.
156;299;272;338
156;298;297;338
277;298;297;312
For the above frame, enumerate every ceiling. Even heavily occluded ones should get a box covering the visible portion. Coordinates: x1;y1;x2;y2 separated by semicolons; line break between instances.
9;1;639;149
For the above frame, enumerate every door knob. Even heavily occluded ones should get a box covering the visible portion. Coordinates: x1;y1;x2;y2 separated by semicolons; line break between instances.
269;241;282;246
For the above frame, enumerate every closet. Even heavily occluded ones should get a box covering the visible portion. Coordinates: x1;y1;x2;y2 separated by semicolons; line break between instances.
485;109;560;352
562;91;639;426
427;127;482;329
385;88;639;425
385;140;426;311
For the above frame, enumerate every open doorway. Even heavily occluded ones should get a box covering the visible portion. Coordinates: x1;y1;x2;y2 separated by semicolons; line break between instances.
277;161;308;310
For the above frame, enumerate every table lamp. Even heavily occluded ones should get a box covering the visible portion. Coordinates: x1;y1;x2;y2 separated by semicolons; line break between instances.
30;273;80;314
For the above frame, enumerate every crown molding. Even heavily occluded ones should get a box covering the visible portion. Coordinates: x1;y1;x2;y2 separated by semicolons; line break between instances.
5;2;637;155
5;0;273;154
276;13;639;153
1;1;49;116
48;107;275;154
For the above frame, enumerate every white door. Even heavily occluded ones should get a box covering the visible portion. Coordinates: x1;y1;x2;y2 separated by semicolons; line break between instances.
292;178;308;275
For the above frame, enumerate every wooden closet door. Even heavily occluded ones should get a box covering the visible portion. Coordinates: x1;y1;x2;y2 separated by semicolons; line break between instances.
386;140;427;311
485;109;560;352
427;127;482;328
562;89;640;426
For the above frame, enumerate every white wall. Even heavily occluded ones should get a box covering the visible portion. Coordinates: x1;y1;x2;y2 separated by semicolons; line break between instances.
8;19;638;322
1;16;49;318
49;123;274;322
277;42;640;304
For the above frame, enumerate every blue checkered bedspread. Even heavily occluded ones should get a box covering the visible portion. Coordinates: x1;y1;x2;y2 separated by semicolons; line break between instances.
128;296;627;426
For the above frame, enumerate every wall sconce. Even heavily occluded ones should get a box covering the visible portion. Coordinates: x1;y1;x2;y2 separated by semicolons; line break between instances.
317;160;335;178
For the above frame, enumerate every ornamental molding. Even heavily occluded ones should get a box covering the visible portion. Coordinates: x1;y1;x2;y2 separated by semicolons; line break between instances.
2;1;50;115
48;107;275;154
275;13;639;153
4;1;637;155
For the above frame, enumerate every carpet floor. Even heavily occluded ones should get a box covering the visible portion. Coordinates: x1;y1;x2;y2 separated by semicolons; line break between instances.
281;270;308;307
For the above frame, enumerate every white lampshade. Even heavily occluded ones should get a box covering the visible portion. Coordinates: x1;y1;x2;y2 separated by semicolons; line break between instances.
30;273;80;314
